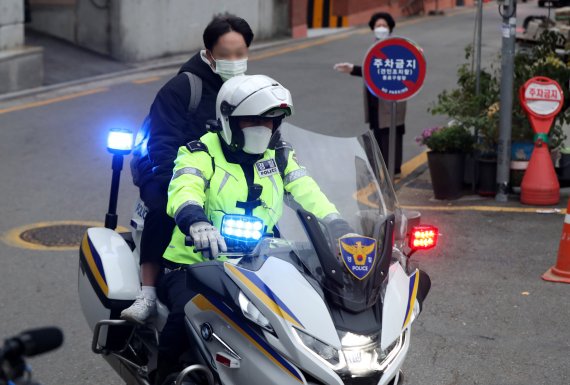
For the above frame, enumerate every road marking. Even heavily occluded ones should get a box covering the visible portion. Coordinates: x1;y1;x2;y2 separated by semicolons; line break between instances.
2;220;129;251
400;151;427;179
400;205;567;214
0;88;109;115
132;76;162;84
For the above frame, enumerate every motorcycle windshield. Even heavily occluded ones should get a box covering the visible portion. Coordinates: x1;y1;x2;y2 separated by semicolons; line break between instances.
234;123;402;313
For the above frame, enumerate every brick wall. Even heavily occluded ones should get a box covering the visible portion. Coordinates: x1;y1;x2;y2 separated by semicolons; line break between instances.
291;0;309;38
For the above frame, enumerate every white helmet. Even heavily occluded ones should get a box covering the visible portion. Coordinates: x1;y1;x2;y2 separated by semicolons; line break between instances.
214;75;293;154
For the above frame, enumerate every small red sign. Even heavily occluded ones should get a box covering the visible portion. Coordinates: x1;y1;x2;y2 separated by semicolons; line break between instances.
520;76;564;134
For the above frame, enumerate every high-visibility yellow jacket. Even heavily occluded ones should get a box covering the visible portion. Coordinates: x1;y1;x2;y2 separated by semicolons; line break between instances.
163;132;339;264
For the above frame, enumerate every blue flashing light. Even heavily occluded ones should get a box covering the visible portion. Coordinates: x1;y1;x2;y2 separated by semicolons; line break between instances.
107;128;134;155
221;215;264;242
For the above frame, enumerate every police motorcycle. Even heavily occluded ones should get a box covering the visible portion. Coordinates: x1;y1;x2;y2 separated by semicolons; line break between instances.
78;122;437;385
0;327;64;385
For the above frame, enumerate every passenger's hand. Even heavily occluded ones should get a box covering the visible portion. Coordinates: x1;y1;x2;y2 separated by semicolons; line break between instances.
333;62;354;74
189;222;227;258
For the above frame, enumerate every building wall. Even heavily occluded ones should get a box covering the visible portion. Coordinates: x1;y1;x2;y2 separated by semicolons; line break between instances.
0;0;43;93
110;0;289;62
26;0;290;62
1;0;25;49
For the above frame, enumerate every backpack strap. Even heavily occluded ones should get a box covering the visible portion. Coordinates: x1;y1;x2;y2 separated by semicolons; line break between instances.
183;71;203;113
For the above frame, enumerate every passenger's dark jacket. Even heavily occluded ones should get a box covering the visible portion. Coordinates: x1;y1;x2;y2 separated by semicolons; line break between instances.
136;52;224;190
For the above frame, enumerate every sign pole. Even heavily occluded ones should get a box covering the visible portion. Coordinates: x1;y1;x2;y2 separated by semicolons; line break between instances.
496;0;517;202
389;101;397;179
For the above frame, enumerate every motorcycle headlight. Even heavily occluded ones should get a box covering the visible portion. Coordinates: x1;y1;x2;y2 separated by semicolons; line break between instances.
238;291;273;333
293;328;341;369
337;331;405;376
340;332;379;376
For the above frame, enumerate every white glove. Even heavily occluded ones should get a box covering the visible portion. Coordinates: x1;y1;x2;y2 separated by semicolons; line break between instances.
189;222;227;258
333;62;354;74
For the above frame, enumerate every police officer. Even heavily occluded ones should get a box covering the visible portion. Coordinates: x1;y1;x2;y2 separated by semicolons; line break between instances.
155;74;350;381
121;15;254;323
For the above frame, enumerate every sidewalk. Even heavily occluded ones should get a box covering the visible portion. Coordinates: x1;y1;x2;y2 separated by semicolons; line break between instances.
396;160;570;214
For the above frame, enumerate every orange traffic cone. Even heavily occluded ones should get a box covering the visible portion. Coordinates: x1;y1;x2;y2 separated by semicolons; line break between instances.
542;199;570;283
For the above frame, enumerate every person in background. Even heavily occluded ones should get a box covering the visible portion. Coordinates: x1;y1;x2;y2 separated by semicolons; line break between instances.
334;12;406;175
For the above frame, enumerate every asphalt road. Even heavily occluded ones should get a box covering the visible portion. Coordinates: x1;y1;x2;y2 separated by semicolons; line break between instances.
1;2;567;385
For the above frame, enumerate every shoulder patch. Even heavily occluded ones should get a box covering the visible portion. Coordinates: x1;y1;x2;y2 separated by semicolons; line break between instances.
186;140;208;153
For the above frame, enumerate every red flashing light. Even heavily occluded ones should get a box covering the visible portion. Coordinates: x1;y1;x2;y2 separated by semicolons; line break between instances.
409;225;438;251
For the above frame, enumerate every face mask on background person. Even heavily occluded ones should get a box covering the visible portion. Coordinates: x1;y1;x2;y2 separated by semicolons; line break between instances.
201;50;248;81
374;26;390;41
214;58;248;81
242;126;272;154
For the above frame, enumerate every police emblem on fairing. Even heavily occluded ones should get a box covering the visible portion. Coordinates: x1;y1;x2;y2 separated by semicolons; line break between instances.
339;236;377;280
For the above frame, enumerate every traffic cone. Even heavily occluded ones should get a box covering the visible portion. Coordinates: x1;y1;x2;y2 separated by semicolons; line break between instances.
542;199;570;283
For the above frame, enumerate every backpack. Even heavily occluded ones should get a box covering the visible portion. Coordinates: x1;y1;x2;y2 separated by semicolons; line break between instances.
130;72;203;187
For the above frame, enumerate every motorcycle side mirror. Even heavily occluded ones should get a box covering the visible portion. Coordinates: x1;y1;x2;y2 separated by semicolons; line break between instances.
206;119;222;133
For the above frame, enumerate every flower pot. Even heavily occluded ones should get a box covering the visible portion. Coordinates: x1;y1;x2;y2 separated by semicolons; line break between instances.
427;152;465;200
477;158;497;197
464;153;475;186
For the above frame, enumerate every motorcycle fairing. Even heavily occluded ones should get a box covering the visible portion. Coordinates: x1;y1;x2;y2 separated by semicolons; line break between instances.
381;263;419;350
225;263;304;329
188;294;306;385
224;258;341;349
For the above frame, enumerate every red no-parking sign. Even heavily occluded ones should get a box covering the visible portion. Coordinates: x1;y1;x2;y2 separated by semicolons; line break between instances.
363;37;426;101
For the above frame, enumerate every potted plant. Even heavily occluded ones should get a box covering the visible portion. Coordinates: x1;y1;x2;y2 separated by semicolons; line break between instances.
417;124;475;200
429;46;500;195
